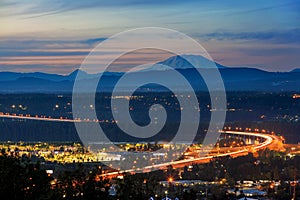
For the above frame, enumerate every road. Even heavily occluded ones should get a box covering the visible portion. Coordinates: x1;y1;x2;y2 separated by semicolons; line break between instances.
0;113;283;177
0;112;82;122
101;130;283;178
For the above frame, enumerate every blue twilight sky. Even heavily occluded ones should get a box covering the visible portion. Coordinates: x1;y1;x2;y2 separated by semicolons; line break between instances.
0;0;299;74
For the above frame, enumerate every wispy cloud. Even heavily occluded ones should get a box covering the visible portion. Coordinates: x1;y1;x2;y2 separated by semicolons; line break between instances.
0;0;299;73
0;37;173;73
0;38;93;73
201;29;300;44
0;64;76;74
225;1;300;16
0;37;106;51
1;0;191;18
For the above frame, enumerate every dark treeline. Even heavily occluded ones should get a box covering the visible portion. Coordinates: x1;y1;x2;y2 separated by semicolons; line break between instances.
0;149;299;200
0;151;111;200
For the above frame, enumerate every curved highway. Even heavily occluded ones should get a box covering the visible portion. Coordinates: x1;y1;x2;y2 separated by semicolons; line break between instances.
0;113;282;177
101;130;282;177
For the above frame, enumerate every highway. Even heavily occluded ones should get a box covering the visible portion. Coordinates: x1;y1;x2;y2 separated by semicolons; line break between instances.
0;112;82;122
100;130;282;178
0;112;283;177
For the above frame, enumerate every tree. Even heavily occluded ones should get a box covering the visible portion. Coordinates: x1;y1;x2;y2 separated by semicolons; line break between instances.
0;154;51;200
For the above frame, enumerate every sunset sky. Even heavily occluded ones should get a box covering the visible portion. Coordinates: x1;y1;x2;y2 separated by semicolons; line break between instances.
0;0;299;74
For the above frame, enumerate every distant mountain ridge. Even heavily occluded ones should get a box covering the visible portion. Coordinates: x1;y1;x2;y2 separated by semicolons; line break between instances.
0;71;66;82
0;55;299;92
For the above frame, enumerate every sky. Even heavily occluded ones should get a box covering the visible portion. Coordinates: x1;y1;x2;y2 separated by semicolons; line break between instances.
0;0;299;74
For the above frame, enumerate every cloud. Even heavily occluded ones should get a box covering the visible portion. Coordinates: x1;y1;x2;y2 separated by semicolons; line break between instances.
1;0;191;18
0;64;76;74
201;29;300;44
81;37;107;45
0;37;106;52
0;38;93;73
0;37;174;74
237;46;300;57
225;1;299;16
